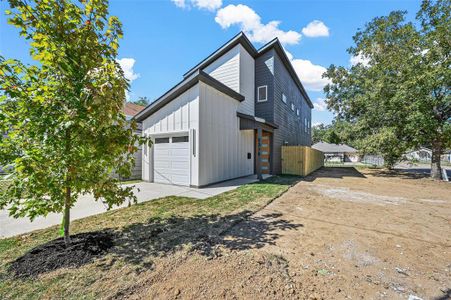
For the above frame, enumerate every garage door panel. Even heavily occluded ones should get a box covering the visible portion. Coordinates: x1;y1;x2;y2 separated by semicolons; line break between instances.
171;175;190;185
153;139;190;186
154;160;171;168
171;162;189;170
171;148;189;156
154;173;171;184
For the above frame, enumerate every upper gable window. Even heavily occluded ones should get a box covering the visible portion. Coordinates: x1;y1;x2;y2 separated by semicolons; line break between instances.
291;103;295;111
257;86;267;102
282;93;287;104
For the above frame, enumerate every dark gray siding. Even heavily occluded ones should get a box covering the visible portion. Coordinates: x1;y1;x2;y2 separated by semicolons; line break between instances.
255;50;312;174
254;50;275;122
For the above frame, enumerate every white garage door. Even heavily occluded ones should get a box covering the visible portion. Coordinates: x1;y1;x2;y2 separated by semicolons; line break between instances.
153;136;190;186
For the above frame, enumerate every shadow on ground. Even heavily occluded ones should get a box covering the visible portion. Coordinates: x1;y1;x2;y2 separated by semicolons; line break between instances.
8;210;302;278
111;211;302;266
433;288;451;300
303;167;366;182
372;169;431;180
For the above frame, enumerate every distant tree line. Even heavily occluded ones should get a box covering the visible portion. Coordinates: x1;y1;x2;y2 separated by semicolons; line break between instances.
322;0;450;179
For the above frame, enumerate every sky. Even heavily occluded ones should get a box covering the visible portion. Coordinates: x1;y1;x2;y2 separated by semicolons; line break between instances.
0;0;422;125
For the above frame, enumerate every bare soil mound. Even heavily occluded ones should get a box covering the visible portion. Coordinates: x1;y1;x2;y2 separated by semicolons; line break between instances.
9;230;114;278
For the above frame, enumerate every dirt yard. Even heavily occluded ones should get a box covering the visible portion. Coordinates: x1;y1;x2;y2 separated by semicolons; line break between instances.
122;167;450;300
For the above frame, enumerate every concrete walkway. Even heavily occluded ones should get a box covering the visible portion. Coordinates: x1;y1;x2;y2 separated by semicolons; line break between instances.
0;175;268;238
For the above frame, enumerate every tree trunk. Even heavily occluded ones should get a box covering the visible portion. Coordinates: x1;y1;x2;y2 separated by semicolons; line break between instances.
63;186;71;245
430;139;442;180
64;128;72;246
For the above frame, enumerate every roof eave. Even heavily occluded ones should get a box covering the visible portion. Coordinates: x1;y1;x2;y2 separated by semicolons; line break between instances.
183;32;258;79
134;71;244;122
256;39;314;109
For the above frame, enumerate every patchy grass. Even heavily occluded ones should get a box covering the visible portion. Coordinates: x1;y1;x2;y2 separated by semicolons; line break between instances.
0;180;10;192
0;175;299;299
119;179;143;185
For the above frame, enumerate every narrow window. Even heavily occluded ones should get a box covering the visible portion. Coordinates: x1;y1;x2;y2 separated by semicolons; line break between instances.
172;136;189;143
257;86;267;102
154;137;170;144
282;93;287;104
291;103;295;111
296;108;300;116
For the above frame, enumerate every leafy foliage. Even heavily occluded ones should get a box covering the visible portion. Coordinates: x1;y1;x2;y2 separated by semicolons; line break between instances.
323;0;450;175
132;96;149;106
312;121;353;145
0;0;149;240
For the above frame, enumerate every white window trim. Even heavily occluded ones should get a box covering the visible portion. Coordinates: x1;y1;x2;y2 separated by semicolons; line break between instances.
296;108;300;116
291;103;295;111
257;85;268;102
282;93;287;104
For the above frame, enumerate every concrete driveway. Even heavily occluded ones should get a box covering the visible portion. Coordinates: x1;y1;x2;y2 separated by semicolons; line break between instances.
0;175;265;238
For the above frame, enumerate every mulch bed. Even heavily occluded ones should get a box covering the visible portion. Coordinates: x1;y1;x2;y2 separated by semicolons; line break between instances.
9;230;115;279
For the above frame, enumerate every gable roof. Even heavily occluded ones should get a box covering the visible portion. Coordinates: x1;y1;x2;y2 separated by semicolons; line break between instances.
312;142;358;153
183;32;257;78
184;32;313;108
257;38;313;108
135;32;314;122
135;70;244;122
123;102;145;117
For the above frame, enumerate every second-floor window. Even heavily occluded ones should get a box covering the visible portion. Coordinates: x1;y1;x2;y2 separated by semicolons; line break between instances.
257;86;267;102
282;93;287;104
296;108;300;116
291;103;295;111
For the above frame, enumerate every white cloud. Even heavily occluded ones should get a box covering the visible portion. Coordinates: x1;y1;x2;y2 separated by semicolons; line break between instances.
301;20;330;37
215;4;301;45
313;122;323;127
171;0;186;8
284;49;330;92
171;0;221;11
291;58;330;91
117;58;140;82
349;53;370;66
117;58;139;101
192;0;222;11
313;98;328;111
172;1;329;91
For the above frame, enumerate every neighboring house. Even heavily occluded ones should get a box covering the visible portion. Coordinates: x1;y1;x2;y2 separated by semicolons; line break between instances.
442;150;451;163
135;32;313;187
123;102;145;180
312;142;359;163
405;147;451;163
405;147;432;162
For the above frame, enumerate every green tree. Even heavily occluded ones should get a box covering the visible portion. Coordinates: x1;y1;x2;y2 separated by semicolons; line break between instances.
132;96;149;106
324;0;450;176
0;0;148;244
312;121;353;145
312;123;327;144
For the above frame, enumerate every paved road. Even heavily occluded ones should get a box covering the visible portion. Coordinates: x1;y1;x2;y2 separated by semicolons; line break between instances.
0;175;264;238
395;163;451;180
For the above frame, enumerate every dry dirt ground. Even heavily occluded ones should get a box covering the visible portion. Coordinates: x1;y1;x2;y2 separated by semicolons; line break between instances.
119;167;450;300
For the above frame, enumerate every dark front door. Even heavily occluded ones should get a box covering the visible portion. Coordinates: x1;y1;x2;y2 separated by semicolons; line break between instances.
256;131;271;174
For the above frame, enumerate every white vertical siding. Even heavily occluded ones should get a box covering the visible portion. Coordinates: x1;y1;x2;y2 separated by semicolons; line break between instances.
198;82;254;186
141;84;200;186
238;44;255;115
203;44;256;116
203;44;240;93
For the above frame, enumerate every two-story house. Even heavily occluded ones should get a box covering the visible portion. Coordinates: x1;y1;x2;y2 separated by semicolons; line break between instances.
135;32;313;187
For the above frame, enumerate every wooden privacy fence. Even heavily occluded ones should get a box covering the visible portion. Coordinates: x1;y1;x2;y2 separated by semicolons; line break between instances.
281;146;324;176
